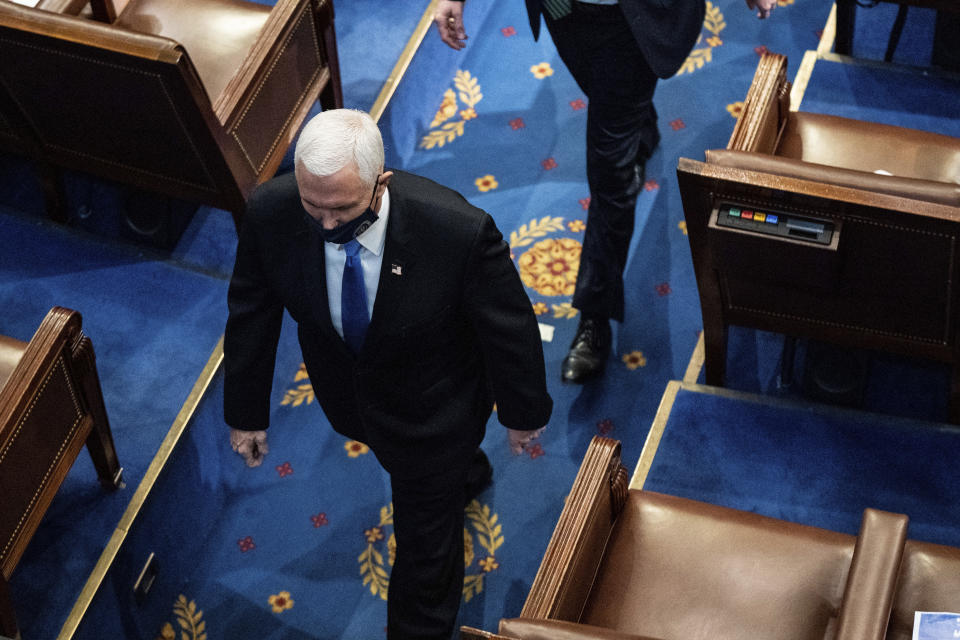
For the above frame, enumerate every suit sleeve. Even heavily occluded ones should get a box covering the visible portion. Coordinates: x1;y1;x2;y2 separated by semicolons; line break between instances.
462;213;553;429
223;204;284;431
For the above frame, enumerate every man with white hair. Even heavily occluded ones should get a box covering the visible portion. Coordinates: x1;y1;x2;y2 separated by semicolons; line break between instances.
223;109;552;639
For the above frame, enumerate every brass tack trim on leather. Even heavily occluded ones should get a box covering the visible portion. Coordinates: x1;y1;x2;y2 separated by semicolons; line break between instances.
231;3;322;174
0;356;84;561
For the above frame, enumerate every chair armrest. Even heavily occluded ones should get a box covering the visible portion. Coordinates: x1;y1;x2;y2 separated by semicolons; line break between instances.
0;306;80;417
704;149;960;207
677;156;960;222
34;0;116;21
498;618;661;640
34;0;88;14
727;52;790;153
0;2;183;61
835;508;908;640
461;626;513;640
520;436;629;621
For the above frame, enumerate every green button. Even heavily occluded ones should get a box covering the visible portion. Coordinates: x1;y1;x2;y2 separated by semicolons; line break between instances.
728;207;741;217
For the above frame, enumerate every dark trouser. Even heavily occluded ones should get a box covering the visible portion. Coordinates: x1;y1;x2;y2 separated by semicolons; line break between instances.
933;10;960;72
386;461;470;640
545;2;659;322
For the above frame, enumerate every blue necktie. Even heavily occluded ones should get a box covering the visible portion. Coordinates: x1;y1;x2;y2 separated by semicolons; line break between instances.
341;239;369;354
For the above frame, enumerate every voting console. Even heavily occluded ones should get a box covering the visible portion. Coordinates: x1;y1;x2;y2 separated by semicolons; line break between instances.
677;53;960;421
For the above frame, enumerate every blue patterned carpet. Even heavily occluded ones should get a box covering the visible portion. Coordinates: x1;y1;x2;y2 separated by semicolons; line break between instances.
9;0;960;638
66;0;834;637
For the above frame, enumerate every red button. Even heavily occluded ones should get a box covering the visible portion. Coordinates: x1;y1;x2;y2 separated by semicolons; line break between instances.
741;210;754;220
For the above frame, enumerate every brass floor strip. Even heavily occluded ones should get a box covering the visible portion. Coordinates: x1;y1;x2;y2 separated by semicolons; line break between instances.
791;49;819;111
630;380;808;489
791;3;834;109
58;339;224;640
630;380;681;490
820;3;838;56
369;0;441;123
682;333;705;385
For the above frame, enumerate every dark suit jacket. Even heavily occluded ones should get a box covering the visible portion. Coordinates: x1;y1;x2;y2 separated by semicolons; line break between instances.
224;170;552;476
525;0;706;79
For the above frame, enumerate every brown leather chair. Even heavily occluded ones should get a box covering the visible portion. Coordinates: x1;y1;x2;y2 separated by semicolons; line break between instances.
886;539;960;640
0;307;121;640
0;0;342;230
677;52;960;421
462;436;913;640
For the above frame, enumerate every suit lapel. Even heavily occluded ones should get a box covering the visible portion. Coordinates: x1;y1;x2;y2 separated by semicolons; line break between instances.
299;176;418;356
365;187;418;347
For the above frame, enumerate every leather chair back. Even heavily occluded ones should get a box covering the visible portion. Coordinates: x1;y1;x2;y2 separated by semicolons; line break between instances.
0;4;246;213
0;0;341;228
0;307;121;639
677;52;960;421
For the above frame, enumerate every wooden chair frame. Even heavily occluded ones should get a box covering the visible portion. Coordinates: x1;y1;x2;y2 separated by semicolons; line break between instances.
678;53;960;421
0;307;121;639
0;0;342;230
462;436;920;640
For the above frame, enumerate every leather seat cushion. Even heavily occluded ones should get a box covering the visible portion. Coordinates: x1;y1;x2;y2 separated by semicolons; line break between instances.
886;540;960;640
579;491;855;640
116;0;272;103
777;111;960;185
0;335;27;393
705;148;960;207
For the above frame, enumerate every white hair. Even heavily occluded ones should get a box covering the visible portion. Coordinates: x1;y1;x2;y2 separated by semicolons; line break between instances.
294;109;384;188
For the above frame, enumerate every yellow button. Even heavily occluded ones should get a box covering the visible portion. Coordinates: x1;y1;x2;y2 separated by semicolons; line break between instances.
754;212;766;222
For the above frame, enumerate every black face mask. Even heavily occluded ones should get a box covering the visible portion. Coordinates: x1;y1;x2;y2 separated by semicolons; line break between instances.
304;175;381;244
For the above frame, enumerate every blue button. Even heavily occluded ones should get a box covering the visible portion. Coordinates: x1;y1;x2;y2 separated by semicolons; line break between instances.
766;214;779;224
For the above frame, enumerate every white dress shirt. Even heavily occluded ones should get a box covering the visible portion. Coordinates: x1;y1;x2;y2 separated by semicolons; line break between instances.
324;187;389;338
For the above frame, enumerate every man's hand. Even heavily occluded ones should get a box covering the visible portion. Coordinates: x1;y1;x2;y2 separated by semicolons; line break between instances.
507;427;546;455
434;0;468;50
230;428;269;467
745;0;777;19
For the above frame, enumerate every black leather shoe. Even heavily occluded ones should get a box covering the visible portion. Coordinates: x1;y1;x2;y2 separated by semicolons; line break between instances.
561;316;611;384
465;448;493;503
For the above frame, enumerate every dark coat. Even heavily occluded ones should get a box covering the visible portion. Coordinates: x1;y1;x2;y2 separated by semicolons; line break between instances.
525;0;706;79
224;170;552;475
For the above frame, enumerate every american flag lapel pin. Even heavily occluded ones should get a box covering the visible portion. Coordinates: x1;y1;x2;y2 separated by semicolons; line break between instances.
391;263;402;276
